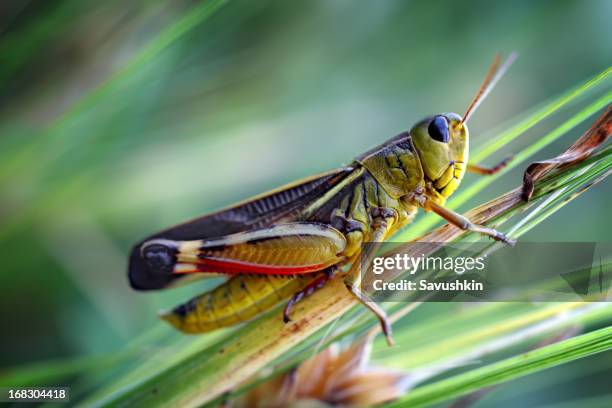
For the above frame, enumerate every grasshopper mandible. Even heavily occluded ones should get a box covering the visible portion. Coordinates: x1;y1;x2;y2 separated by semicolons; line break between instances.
128;54;516;345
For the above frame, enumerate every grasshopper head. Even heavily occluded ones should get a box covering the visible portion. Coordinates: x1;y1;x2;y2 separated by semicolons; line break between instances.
411;53;516;197
410;113;468;185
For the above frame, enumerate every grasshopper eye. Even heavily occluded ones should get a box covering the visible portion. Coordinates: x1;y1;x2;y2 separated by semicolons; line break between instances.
428;116;450;143
142;242;176;276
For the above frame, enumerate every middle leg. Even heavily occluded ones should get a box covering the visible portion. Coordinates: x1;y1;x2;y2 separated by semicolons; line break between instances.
424;198;515;244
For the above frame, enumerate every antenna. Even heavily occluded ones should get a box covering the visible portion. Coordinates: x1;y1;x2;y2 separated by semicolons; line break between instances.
460;52;518;126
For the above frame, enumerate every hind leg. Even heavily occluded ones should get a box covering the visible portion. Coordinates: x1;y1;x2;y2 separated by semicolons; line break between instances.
283;267;338;323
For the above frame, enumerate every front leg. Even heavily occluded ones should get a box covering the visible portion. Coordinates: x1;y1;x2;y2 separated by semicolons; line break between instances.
467;156;512;175
344;208;397;346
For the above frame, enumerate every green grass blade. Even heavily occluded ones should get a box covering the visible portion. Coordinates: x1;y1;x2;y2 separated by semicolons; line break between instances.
387;326;612;408
50;0;228;132
0;0;229;181
472;66;611;163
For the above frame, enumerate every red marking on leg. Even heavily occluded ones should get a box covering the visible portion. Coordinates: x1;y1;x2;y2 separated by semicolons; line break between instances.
173;258;328;276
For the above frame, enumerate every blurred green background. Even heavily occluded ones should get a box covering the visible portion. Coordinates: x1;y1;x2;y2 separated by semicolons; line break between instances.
0;0;610;405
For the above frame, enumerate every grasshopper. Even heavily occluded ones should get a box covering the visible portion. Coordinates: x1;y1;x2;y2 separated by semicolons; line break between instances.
128;55;516;345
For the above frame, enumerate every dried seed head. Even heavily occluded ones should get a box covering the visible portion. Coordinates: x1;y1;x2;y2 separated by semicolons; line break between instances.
238;337;410;407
